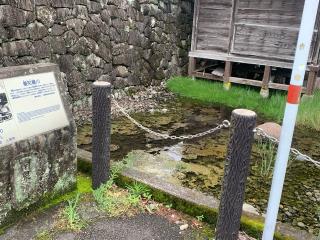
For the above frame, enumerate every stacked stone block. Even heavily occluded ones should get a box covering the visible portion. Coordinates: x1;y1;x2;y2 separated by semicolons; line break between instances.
0;0;193;121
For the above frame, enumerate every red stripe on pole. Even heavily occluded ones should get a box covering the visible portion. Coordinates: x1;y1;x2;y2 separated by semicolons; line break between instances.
287;85;302;104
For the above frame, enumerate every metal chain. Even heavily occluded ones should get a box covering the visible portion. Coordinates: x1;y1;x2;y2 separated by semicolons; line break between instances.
111;95;319;167
111;96;230;140
254;128;320;168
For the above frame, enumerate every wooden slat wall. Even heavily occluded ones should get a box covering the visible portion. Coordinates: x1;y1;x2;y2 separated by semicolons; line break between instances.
196;0;232;52
238;0;304;12
232;0;319;61
236;9;302;28
232;24;317;61
192;0;320;64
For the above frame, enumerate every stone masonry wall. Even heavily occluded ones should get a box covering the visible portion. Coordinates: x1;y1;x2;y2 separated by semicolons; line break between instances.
0;0;193;121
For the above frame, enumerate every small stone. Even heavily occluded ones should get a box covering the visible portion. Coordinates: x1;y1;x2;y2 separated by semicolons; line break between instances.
285;211;292;217
297;222;305;228
256;122;281;140
110;144;119;152
179;224;188;231
115;66;129;78
27;21;48;40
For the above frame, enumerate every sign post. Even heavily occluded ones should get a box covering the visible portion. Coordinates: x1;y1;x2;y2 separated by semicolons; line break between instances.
262;0;319;239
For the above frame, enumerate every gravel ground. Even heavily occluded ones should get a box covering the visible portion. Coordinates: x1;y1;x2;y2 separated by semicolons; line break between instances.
74;83;174;124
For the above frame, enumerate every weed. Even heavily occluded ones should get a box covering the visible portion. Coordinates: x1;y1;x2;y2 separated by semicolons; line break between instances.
176;162;187;172
145;203;160;213
92;156;143;217
35;230;53;240
126;182;152;200
165;203;173;209
63;193;84;230
257;139;277;178
127;194;141;206
196;215;204;222
256;139;294;178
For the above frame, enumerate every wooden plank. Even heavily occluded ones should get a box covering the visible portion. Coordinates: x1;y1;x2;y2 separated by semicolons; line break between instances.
199;0;232;8
230;77;307;92
191;72;307;92
188;51;297;69
195;0;232;53
237;0;305;10
192;71;224;81
197;27;230;37
236;8;302;27
231;24;317;61
191;0;200;51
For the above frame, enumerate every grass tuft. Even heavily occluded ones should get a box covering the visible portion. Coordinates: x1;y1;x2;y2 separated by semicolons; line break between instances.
167;77;320;130
62;193;84;230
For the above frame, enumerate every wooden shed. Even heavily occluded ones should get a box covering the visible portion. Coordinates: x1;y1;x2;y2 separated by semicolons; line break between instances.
188;0;320;96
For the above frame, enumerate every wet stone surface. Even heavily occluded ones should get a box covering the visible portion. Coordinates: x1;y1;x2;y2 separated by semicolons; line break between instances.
78;98;320;234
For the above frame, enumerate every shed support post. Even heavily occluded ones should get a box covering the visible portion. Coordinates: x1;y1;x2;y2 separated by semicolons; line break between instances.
306;65;319;95
260;66;271;98
216;109;257;240
223;61;232;90
188;57;196;76
92;81;111;190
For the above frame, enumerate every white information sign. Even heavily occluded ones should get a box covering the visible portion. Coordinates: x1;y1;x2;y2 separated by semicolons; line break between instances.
0;72;69;147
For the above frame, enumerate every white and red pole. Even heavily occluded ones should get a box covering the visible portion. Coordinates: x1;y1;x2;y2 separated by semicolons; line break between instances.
262;0;319;239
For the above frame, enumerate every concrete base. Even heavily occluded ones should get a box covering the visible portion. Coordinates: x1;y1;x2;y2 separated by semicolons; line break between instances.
223;82;231;90
260;88;270;98
301;94;314;102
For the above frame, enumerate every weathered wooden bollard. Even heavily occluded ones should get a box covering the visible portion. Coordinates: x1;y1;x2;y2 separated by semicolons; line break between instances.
216;109;257;240
92;81;111;189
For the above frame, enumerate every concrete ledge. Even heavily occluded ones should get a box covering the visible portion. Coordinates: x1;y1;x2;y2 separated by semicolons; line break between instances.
77;148;316;240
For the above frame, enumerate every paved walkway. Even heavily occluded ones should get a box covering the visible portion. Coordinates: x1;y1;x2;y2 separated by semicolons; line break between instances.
0;206;195;240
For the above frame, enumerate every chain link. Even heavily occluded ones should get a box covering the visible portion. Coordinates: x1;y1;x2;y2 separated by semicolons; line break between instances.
254;128;320;168
111;96;230;140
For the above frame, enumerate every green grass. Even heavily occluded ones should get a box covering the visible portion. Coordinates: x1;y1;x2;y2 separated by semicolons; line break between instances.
167;76;320;130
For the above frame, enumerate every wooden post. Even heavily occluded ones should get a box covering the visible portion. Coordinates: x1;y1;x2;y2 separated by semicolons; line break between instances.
223;61;232;90
260;65;271;98
216;109;257;240
92;81;111;189
188;57;196;76
306;65;319;95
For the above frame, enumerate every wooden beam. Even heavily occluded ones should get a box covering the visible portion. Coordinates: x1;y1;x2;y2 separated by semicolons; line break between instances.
229;77;307;92
192;71;224;81
306;65;319;95
260;66;271;98
189;51;305;70
223;61;232;90
262;66;271;89
188;57;196;76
